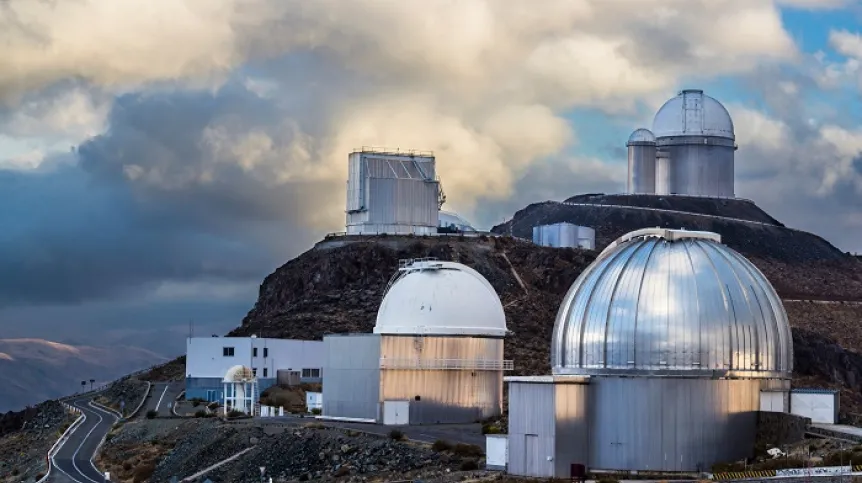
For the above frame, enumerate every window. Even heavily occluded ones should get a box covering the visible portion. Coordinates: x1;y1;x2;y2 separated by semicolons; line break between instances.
302;368;321;378
252;368;257;376
263;368;268;377
263;348;269;358
253;348;258;357
223;347;235;357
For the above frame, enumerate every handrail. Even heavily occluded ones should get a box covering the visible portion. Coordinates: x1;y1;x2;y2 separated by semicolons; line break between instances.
37;405;85;483
380;358;514;371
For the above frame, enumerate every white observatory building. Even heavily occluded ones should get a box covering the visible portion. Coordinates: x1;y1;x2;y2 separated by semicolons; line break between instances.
321;259;513;425
222;365;258;416
345;148;444;235
627;89;737;197
506;228;793;477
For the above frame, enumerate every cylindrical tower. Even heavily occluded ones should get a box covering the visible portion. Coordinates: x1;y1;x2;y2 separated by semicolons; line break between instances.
626;128;657;194
652;89;737;197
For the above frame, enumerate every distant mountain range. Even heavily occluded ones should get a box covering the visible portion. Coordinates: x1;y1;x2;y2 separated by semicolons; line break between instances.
0;338;167;412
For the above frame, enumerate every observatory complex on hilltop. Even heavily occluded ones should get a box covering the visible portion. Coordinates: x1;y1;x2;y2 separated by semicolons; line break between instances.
627;89;738;198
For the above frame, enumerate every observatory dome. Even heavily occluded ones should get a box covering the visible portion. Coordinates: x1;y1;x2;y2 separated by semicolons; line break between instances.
652;89;735;140
626;128;656;145
374;260;507;337
551;228;792;377
223;365;255;383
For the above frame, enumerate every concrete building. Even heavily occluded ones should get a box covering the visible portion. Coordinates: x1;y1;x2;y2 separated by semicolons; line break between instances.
321;258;513;425
532;222;595;250
185;336;323;402
506;228;794;477
345;148;444;235
626;89;738;198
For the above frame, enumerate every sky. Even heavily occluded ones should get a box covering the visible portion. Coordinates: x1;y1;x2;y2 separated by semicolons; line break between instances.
1;0;861;357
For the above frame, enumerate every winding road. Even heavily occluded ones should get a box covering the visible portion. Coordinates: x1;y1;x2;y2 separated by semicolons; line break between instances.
49;395;118;483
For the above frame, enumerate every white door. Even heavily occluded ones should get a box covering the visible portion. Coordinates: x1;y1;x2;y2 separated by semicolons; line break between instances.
383;400;409;425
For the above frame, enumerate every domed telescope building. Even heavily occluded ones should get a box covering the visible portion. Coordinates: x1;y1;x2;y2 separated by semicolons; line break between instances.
321;259;513;425
505;228;793;477
627;89;738;198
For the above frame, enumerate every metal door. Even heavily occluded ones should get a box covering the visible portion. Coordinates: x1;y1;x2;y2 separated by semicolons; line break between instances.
525;434;539;476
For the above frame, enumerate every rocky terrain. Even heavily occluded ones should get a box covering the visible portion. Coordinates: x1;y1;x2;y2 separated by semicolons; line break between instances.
0;401;75;482
99;418;484;483
96;378;150;417
0;338;166;412
493;194;848;263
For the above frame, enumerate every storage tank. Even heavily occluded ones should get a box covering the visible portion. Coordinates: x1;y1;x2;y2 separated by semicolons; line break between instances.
626;128;656;194
506;228;793;476
322;259;513;424
345;148;442;235
652;89;737;197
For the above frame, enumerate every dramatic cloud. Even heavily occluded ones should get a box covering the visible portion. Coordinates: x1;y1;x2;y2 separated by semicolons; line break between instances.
1;0;860;341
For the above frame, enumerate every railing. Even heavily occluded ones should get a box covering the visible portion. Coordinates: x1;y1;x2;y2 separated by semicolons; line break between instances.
37;405;86;483
380;358;514;371
322;231;532;243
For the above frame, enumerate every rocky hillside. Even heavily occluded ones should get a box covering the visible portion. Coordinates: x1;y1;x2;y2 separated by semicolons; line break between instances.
0;400;75;481
233;233;862;418
492;194;847;263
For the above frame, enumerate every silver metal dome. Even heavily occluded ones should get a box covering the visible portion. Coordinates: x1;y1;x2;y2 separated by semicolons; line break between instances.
652;89;735;140
626;128;656;145
551;228;792;378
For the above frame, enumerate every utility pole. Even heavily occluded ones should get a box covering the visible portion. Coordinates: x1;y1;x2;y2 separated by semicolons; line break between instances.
81;381;86;393
90;379;95;391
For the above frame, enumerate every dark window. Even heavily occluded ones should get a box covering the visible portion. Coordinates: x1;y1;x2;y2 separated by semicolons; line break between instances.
302;368;321;378
252;368;257;377
223;347;235;357
253;348;258;357
263;348;269;358
263;368;268;377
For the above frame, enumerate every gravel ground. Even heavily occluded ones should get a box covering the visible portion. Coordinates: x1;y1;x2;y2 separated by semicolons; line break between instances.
199;426;470;483
0;401;75;482
150;423;265;482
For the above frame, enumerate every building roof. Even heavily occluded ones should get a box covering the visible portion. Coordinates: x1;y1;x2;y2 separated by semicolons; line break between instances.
374;260;507;337
652;89;735;140
551;228;793;378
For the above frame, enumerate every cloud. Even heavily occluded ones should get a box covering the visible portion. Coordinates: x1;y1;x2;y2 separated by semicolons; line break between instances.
1;0;853;317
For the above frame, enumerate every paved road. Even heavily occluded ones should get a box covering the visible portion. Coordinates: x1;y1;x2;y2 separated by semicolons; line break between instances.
143;381;184;417
50;395;118;483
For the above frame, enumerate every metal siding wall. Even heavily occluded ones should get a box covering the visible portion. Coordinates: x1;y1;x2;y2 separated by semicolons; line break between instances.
667;144;734;198
322;335;381;420
589;377;760;472
628;144;657;194
508;382;556;477
380;336;504;424
554;383;590;477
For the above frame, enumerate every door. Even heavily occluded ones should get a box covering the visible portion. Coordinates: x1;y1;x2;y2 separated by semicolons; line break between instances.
524;434;540;476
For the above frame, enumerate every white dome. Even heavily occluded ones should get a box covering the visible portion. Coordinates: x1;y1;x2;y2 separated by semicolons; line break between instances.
374;260;507;337
652;89;735;140
627;128;656;145
223;365;255;383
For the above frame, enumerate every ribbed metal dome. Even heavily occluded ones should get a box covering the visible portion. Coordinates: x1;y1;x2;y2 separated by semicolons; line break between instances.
627;128;656;145
551;228;792;378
